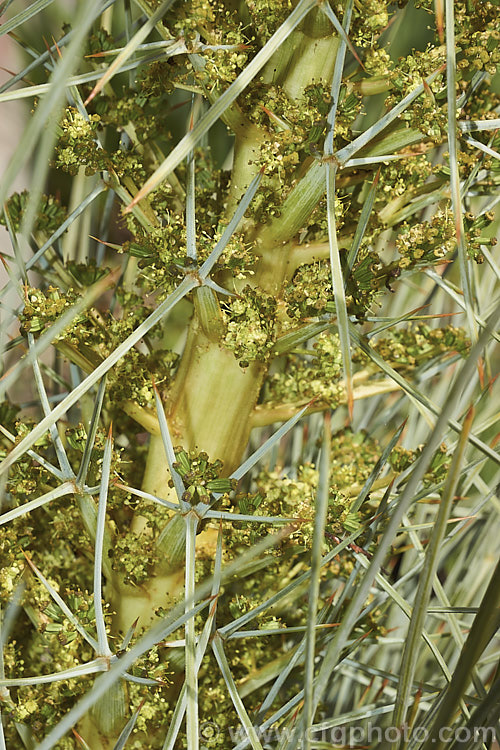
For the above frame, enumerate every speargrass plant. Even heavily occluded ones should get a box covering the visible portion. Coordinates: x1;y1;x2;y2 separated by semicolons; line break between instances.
0;0;499;748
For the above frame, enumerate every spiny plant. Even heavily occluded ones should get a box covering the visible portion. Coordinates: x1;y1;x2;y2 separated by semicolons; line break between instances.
0;0;499;748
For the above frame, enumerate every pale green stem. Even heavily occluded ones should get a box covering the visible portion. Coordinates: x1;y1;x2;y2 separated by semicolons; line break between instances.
303;415;330;749
185;512;199;750
167;318;266;471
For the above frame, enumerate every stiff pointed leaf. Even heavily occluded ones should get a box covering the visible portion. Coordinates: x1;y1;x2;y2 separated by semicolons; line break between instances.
2;200;26;286
113;701;146;750
161;530;223;750
324;0;353;156
76;376;107;487
320;0;361;69
445;0;477;353
458;118;500;132
273;321;333;355
344;154;406;167
303;415;331;747
204;511;298;524
230;401;310;483
28;332;73;478
186;95;198;261
462;135;500;162
326;164;354;419
350;421;406;515
120;619;139;652
114;483;179;513
0;482;74;525
184;512;199;749
153;385;186;506
346;169;380;279
212;635;265;750
322;0;354;421
0;0;55;38
391;407;475;744
0;658;109;687
94;427;113;657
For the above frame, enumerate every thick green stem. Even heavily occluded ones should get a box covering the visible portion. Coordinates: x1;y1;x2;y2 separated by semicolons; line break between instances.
262;9;340;99
111;320;266;633
225;124;267;217
167;317;266;470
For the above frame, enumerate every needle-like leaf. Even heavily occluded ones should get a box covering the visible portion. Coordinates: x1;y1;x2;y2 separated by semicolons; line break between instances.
0;0;55;38
212;634;265;750
302;415;330;749
153;384;186;505
94;425;113;657
0;482;74;525
185;512;199;750
113;700;146;750
391;406;475;745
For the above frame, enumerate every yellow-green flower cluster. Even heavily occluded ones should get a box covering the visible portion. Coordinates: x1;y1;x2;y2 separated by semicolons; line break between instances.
395;207;456;268
245;0;294;43
389;442;451;486
285;262;333;320
1;416;51;488
20;285;85;334
55;107;147;183
286;247;377;321
355;324;470;373
329;429;382;491
55;108;105;177
222;286;277;364
21;284;179;408
395;205;496;267
343;0;389;47
377;153;435;204
264;332;343;407
384;46;446;107
109;347;179;408
110;531;160;586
